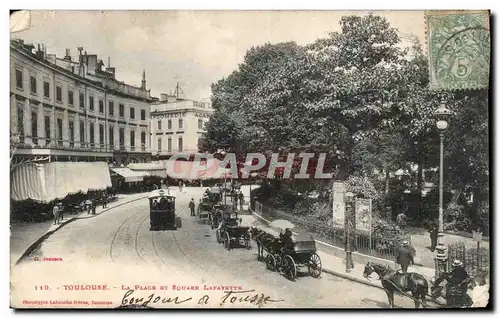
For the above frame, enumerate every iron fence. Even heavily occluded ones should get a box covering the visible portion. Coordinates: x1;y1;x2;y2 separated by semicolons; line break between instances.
448;242;489;277
253;201;405;260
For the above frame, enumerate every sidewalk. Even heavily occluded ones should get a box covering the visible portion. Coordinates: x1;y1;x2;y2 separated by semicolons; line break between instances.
242;212;436;290
10;192;148;267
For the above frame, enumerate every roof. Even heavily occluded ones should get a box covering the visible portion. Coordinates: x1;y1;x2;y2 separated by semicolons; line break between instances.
110;167;149;182
148;189;175;199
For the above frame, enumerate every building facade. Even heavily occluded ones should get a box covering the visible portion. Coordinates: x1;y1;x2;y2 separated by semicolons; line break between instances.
149;94;214;160
10;39;152;167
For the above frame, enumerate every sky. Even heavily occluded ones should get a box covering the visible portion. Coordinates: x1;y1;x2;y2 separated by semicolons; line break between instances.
12;10;426;101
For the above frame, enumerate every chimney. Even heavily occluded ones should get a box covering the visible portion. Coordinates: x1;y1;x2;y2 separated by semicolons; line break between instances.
64;48;71;61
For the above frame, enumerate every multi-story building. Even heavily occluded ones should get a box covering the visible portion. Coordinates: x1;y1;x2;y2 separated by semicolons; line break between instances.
149;93;214;160
10;39;152;166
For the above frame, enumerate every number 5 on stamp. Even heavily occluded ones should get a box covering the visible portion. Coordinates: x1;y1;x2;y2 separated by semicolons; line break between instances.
426;10;491;91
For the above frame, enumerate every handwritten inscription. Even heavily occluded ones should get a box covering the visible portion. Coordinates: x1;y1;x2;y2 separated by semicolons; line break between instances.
120;289;283;308
121;289;192;307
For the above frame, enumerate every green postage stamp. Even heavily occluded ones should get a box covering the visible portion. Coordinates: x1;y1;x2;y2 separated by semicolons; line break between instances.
426;10;491;91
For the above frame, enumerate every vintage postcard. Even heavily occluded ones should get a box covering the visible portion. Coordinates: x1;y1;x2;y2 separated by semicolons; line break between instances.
9;10;490;309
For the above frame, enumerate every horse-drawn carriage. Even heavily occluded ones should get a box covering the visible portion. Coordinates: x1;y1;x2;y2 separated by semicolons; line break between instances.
250;227;322;281
197;197;213;223
266;234;322;281
215;208;250;250
220;224;251;250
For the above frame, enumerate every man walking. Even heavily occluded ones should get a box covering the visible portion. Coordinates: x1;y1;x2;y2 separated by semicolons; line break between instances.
429;223;439;252
52;203;61;225
396;240;414;273
189;198;196;216
397;212;407;232
239;190;244;211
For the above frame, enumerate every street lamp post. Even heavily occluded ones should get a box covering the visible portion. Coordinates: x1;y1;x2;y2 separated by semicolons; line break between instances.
434;102;452;278
345;191;355;273
434;102;452;245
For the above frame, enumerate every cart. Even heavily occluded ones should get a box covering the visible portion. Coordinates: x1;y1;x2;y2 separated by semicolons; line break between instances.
267;234;322;281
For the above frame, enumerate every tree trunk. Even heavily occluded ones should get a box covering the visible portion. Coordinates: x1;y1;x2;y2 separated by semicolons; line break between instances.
416;162;423;223
384;167;391;220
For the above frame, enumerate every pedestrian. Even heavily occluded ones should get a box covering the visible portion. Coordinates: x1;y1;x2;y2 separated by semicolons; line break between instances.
92;201;97;215
433;259;472;307
429;223;438;252
396;240;414;273
239;190;244;211
86;198;92;215
52;203;61;225
102;195;107;208
189;198;196;216
233;194;238;210
397;212;407;232
58;202;64;221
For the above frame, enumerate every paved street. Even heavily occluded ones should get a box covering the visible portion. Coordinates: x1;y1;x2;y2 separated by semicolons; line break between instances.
11;187;421;309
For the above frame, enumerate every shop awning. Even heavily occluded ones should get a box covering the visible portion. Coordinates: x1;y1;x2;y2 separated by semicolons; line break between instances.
128;162;167;178
11;162;112;203
110;167;149;182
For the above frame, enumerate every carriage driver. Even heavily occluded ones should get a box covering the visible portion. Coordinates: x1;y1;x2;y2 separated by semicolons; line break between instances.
432;259;472;307
280;228;294;253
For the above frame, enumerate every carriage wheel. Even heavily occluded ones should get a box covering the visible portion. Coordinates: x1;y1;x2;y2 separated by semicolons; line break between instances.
283;255;297;281
216;230;221;243
266;254;276;271
308;253;322;278
225;232;231;250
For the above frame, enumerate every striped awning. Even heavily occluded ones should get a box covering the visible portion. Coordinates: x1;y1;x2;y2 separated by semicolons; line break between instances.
110;167;149;183
11;162;112;203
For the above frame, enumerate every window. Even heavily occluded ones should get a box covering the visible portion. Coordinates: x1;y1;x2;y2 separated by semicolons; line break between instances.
31;111;38;144
130;130;135;147
43;81;50;98
68;90;74;105
30;76;37;94
157;120;162;130
167;137;172;152
15;69;23;89
167;119;172;130
157;138;162;151
178;118;183;129
109;127;114;146
178;137;183;151
99;100;104;113
80;121;85;144
119;104;124;117
69;121;74;145
89;122;95;145
79;92;85;108
198;119;204;129
130;107;135;119
119;128;125;147
57;118;63;145
56;86;62;102
89;96;95;111
17;105;24;135
44;116;50;140
141;132;146;150
141;109;146;121
99;124;104;146
109;101;114;116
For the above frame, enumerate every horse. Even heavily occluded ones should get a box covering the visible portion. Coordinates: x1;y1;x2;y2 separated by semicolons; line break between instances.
363;261;429;308
249;227;278;260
